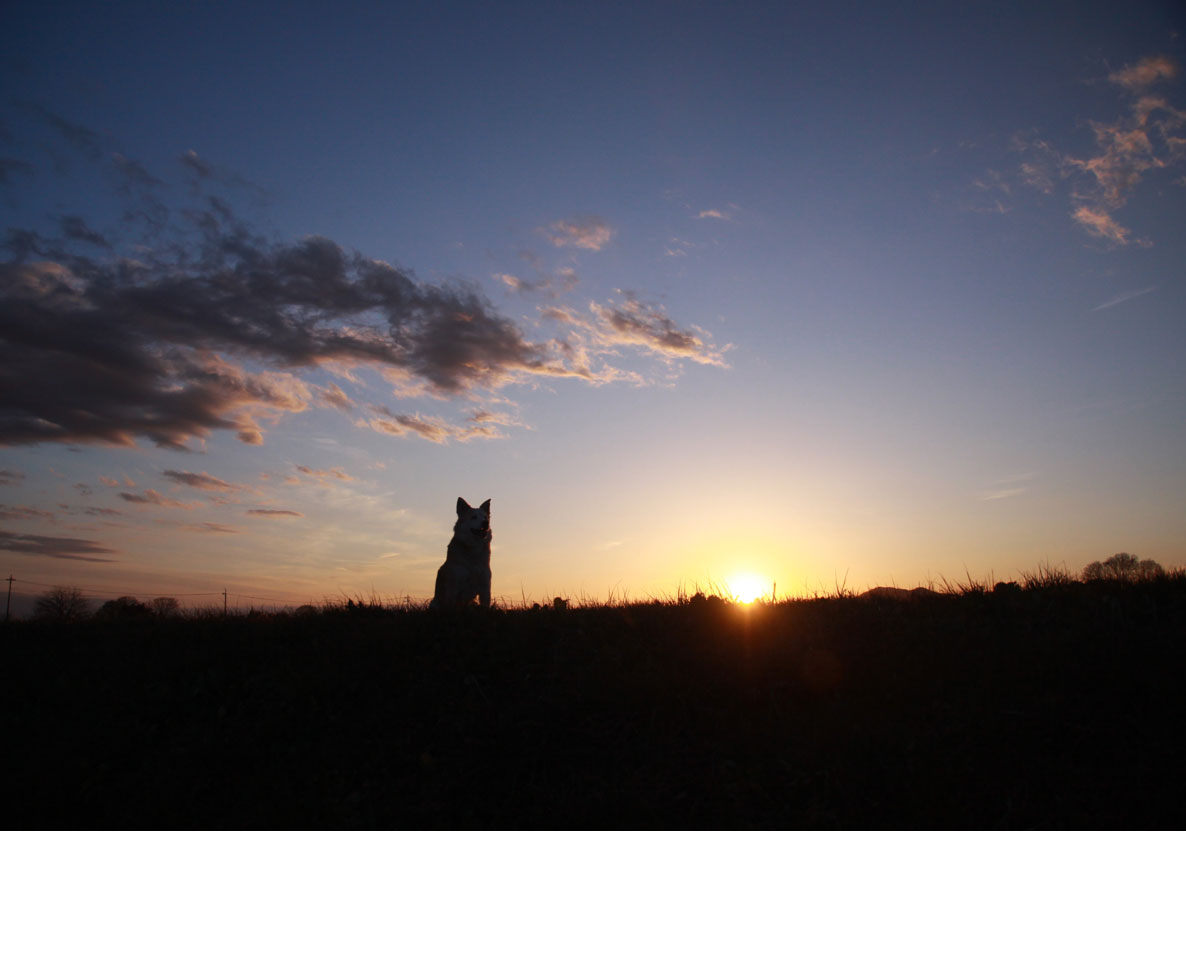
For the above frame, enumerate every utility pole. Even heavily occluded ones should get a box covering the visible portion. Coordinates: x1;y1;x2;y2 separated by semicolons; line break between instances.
5;575;12;622
223;588;228;617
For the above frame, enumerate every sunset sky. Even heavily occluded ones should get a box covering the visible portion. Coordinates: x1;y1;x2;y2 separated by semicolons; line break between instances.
2;1;1184;610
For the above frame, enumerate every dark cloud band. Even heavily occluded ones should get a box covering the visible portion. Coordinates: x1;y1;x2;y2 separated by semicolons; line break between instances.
0;530;117;561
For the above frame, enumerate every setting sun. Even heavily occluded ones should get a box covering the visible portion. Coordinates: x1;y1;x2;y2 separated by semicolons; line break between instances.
727;573;769;605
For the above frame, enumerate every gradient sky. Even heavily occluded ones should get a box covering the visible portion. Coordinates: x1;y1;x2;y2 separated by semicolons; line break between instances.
2;0;1184;609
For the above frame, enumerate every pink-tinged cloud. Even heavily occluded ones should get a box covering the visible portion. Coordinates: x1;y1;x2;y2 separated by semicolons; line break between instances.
246;508;303;517
697;209;726;220
1072;206;1147;247
1074;122;1161;208
365;405;506;443
586;298;729;366
494;273;537;294
1109;55;1177;90
295;465;355;483
469;409;525;430
119;488;204;509
162;469;240;491
541;217;614;251
317;382;354;412
540;305;582;326
494;268;581;297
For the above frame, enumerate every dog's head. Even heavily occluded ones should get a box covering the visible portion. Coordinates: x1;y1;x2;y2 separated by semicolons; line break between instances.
454;497;491;543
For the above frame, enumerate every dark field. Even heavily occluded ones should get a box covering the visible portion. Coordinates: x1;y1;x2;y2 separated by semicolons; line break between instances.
4;579;1184;829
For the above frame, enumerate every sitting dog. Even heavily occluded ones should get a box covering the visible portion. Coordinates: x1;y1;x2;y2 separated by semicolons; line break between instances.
430;497;492;609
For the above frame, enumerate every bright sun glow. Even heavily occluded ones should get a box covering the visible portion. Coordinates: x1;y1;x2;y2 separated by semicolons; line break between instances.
728;573;769;604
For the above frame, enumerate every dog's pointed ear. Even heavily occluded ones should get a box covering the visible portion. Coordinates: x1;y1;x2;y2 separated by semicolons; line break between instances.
480;499;490;513
457;497;471;515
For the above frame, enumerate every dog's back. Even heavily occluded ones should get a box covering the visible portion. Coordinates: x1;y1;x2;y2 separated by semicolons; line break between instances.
430;497;492;609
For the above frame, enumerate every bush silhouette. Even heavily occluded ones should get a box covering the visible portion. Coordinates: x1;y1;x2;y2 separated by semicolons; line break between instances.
96;596;152;620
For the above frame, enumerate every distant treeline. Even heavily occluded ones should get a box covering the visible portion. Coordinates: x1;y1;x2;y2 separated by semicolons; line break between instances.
12;553;1178;622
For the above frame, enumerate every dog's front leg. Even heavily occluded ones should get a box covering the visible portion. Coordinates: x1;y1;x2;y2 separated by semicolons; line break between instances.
479;572;491;608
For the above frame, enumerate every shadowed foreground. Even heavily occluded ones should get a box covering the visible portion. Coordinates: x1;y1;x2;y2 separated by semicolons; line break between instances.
4;579;1183;828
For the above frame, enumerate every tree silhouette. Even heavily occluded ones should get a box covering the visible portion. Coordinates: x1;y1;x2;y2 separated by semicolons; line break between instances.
1081;553;1164;582
152;597;181;617
1136;559;1166;581
33;586;91;621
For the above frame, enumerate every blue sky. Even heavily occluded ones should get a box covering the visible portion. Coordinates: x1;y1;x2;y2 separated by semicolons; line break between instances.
2;0;1184;608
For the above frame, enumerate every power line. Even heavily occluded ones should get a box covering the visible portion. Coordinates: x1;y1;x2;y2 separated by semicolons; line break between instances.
9;577;220;597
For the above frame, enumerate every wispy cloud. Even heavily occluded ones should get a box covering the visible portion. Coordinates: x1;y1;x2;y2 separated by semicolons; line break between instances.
58;215;109;248
0;530;117;561
540;217;613;251
1090;284;1158;311
494;273;538;294
0;158;36;184
976;487;1027;502
469;409;527;432
493;267;580;299
317;382;355;412
365;405;505;443
1071;205;1144;246
1108;54;1177;91
162;469;241;491
963;178;1012;215
538;298;730;381
246;508;302;517
586;297;730;367
119;489;203;509
29;105;103;160
180;148;214;179
294;465;354;484
594;538;627;551
178;521;241;533
0;504;55;521
975;473;1034;502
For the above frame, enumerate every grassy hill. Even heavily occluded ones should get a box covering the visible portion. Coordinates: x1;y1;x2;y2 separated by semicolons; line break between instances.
3;575;1183;828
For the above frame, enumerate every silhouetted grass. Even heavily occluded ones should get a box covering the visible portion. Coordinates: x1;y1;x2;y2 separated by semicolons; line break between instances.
3;574;1183;828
